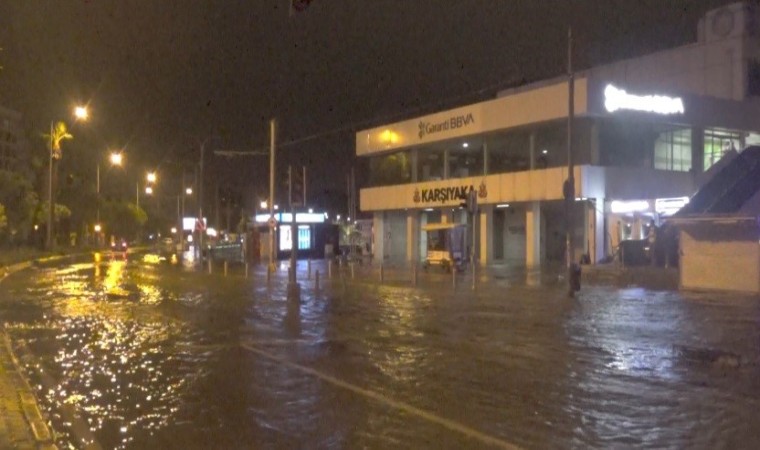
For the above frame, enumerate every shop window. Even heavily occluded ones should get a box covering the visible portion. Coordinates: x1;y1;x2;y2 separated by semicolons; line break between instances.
704;129;741;171
368;150;411;187
654;128;692;171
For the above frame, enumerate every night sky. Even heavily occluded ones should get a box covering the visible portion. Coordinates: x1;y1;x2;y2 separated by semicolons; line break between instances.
0;0;739;216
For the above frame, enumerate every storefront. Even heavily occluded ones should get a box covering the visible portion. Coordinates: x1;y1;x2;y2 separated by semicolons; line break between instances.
253;211;338;260
357;77;760;267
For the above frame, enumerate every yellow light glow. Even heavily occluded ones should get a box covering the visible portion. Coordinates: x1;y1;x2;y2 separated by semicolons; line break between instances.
145;186;153;195
94;224;102;232
74;105;89;121
381;129;399;145
146;172;157;183
110;152;123;166
185;187;192;195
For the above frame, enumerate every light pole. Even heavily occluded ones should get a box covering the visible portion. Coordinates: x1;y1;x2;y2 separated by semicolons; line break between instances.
95;151;123;246
46;109;85;249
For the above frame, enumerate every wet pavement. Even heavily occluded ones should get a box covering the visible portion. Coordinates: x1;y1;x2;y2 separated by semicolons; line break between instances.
0;252;759;449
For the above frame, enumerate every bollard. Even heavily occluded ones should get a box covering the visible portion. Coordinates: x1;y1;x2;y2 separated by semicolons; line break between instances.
328;260;333;279
471;261;476;291
245;262;249;278
412;263;418;286
208;259;212;274
380;264;384;283
315;270;320;290
452;266;456;288
350;262;355;279
307;260;312;279
224;261;228;277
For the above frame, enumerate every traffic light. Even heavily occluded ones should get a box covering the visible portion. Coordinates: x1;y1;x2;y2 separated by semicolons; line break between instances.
289;165;306;207
459;188;477;214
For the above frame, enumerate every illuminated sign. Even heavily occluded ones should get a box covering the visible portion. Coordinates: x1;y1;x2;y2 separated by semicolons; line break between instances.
255;213;325;223
610;200;650;214
655;196;689;216
604;84;684;115
182;217;206;231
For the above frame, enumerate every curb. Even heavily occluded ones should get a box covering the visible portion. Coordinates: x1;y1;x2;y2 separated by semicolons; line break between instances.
1;333;57;449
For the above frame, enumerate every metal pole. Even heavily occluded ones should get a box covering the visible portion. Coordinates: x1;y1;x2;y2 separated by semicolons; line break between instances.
288;165;298;287
199;141;206;266
269;119;276;274
96;164;100;224
180;170;186;255
46;121;53;250
565;27;578;297
136;182;139;208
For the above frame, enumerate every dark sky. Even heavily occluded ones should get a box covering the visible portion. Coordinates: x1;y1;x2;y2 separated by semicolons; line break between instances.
0;0;740;214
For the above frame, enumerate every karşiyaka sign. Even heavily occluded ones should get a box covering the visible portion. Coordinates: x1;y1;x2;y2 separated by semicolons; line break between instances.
418;113;475;139
413;181;488;204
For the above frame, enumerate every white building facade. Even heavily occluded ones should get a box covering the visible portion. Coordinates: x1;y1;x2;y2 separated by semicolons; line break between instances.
357;2;760;267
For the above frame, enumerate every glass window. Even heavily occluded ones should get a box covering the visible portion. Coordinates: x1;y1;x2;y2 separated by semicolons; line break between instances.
598;119;657;168
654;127;692;171
704;129;741;171
368;150;411;187
297;225;311;250
447;145;484;179
487;130;531;174
534;122;567;168
416;147;445;181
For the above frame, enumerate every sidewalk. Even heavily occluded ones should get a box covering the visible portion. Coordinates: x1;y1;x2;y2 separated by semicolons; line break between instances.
0;254;75;450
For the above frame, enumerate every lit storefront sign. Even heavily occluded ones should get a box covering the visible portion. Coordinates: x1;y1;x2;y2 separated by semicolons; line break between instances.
604;84;684;115
655;196;689;216
255;212;325;223
610;200;650;214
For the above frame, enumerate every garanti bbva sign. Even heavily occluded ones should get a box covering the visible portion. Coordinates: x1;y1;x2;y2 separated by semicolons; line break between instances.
417;113;475;139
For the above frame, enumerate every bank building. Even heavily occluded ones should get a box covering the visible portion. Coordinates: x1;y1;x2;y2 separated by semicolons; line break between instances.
356;2;760;268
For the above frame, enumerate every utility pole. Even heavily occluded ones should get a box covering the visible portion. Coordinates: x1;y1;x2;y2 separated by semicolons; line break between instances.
269;119;277;274
288;165;298;292
565;27;580;297
198;140;206;266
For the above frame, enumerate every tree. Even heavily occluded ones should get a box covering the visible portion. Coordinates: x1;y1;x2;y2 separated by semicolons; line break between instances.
101;200;147;241
0;204;8;234
43;121;73;160
0;170;39;243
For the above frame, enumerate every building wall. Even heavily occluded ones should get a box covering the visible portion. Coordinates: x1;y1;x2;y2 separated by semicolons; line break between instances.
680;225;760;293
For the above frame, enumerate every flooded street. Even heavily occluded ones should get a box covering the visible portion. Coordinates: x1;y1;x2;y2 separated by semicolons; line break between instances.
1;253;759;449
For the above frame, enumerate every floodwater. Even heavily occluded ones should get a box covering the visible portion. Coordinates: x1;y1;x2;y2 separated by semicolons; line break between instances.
1;253;759;449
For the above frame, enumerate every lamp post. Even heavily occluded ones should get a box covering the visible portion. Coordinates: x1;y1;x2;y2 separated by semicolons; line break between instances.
46;106;88;250
96;151;123;245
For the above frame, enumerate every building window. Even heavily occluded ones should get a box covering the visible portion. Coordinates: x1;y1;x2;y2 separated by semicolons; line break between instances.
416;147;445;181
368;150;411;187
487;130;531;174
447;144;484;179
654;127;692;171
704;129;741;171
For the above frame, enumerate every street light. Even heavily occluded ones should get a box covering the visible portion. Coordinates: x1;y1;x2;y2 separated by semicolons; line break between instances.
46;105;88;249
145;186;153;195
147;172;157;183
96;150;123;246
